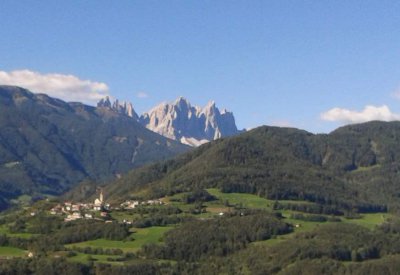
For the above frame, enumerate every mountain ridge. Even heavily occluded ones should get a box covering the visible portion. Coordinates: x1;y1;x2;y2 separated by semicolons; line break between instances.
98;96;241;146
0;85;189;209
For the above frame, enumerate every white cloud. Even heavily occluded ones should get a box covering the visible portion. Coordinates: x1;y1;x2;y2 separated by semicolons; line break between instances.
136;92;149;98
321;105;400;123
0;69;109;105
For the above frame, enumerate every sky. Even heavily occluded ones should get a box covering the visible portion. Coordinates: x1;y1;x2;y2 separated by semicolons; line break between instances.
1;1;400;133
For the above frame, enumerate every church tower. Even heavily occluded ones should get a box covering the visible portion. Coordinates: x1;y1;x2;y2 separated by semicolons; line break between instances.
99;189;104;203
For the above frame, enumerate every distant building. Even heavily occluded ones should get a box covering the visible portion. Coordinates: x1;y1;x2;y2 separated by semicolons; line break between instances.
64;212;82;222
146;199;163;205
84;213;93;219
64;202;72;211
55;189;114;222
94;189;109;211
120;199;163;209
94;190;104;207
71;204;81;211
121;200;140;209
50;204;63;215
100;212;108;217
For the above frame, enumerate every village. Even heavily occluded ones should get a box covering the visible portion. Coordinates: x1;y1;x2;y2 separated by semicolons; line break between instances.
49;190;164;223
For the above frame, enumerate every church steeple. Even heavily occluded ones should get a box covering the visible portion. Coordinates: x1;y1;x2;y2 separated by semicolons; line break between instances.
99;190;104;203
94;188;105;208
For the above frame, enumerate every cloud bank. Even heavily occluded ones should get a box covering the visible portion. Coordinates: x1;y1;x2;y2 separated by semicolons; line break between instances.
321;105;400;124
0;70;109;105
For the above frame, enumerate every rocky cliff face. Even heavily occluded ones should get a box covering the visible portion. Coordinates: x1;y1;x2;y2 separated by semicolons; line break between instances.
140;97;240;146
97;96;241;146
97;96;138;120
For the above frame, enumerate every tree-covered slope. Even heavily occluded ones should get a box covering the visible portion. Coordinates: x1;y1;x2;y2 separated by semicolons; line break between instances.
0;86;189;208
105;121;400;212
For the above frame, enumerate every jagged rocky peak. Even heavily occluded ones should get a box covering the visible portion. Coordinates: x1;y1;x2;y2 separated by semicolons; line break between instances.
139;97;198;140
175;96;190;108
97;96;138;120
97;95;241;146
140;97;240;146
97;96;112;108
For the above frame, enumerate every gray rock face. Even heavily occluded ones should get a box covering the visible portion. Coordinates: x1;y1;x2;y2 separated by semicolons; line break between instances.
97;96;138;120
139;97;240;146
97;96;240;146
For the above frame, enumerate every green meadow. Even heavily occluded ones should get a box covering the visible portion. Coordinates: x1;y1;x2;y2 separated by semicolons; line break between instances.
253;213;390;249
342;213;391;230
66;226;173;253
0;225;36;239
0;246;26;258
206;188;315;209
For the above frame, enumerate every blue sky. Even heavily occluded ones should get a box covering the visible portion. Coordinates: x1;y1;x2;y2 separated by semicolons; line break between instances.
1;1;400;132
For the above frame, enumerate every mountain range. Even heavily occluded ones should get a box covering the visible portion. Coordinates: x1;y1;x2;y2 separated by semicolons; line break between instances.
0;86;189;209
4;85;400;214
97;96;241;146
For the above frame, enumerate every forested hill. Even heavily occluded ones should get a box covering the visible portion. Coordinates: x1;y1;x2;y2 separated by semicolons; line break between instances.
0;86;189;209
104;121;400;212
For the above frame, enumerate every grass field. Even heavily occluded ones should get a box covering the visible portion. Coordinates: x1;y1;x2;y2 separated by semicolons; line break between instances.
206;188;316;209
0;225;36;239
109;211;142;222
342;213;390;230
163;194;194;211
253;212;390;250
351;164;381;174
281;212;325;231
0;246;26;258
66;226;173;253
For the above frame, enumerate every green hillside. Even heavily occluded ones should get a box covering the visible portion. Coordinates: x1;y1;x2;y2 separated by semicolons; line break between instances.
105;121;400;213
